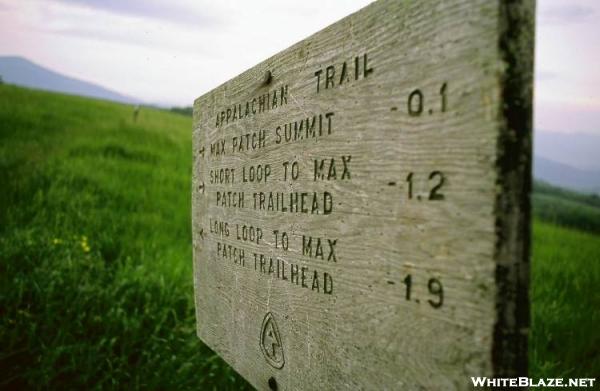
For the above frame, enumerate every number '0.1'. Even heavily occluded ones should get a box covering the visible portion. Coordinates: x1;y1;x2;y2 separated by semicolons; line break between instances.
407;82;448;116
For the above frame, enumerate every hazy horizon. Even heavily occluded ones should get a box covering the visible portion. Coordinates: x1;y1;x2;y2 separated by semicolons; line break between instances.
0;0;599;137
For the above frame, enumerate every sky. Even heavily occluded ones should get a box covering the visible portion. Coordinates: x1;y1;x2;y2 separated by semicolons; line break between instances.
0;0;598;135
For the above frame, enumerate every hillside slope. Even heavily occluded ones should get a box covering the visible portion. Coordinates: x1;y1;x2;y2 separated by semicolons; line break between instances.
0;56;139;104
534;155;600;195
532;180;600;233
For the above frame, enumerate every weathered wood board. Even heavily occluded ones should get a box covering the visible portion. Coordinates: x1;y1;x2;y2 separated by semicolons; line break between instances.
192;0;534;389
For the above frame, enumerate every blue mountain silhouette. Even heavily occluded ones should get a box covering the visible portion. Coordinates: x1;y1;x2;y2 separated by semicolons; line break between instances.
0;56;140;104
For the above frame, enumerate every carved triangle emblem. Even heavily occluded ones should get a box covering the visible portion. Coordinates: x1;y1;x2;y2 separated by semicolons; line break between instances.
260;312;285;369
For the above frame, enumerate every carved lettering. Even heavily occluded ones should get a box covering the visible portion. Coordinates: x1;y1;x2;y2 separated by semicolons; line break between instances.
314;53;373;93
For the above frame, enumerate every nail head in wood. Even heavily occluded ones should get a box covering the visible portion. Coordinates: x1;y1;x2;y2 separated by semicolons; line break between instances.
263;70;272;85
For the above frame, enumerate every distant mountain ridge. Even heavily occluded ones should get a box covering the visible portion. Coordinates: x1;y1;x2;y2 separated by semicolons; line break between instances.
535;131;600;171
534;156;600;195
0;56;140;104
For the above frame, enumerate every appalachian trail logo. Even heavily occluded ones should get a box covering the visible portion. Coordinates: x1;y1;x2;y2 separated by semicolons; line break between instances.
260;312;285;369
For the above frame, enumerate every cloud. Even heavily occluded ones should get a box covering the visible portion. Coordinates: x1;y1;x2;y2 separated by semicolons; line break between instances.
48;0;222;28
45;26;168;51
40;23;215;55
540;4;594;24
536;70;558;81
14;0;219;55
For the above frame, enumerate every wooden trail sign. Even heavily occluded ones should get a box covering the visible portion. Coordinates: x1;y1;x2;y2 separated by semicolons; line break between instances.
192;0;534;389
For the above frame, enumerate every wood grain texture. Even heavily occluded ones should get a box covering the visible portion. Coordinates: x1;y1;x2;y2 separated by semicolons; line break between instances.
192;0;534;389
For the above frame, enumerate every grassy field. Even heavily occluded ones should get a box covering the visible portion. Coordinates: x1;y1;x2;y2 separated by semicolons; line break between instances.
533;181;600;234
1;84;598;388
0;85;250;389
530;221;600;378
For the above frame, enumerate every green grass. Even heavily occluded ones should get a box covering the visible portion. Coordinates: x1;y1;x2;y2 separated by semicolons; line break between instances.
0;84;598;387
529;182;600;378
0;84;250;389
530;220;600;378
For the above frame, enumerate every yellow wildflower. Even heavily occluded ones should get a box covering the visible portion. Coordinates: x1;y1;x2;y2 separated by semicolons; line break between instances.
80;235;91;253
